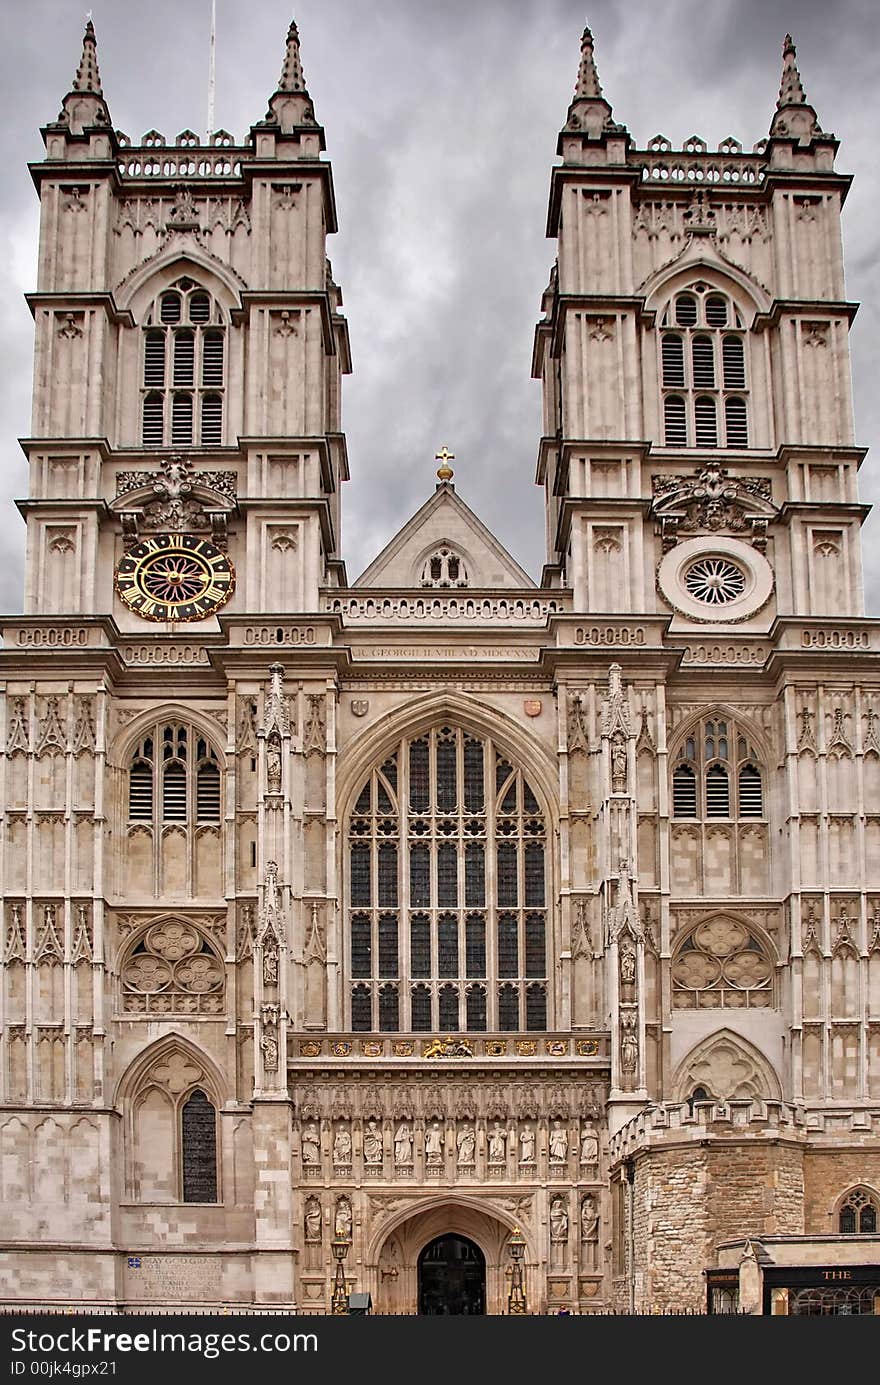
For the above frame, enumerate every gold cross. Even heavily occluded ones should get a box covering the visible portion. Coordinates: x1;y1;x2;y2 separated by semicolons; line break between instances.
435;445;455;482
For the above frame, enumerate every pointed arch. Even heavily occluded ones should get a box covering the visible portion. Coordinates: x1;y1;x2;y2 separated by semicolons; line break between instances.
111;704;227;771
119;248;245;320
672;1027;782;1104
642;253;770;323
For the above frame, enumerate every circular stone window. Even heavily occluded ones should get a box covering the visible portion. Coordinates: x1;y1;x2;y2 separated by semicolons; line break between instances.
657;536;774;624
683;556;747;605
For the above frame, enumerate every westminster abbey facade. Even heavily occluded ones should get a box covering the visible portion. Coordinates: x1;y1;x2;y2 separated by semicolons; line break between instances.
0;20;878;1315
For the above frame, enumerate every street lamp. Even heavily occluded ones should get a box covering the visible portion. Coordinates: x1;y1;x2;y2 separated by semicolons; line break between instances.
507;1226;527;1315
330;1234;351;1315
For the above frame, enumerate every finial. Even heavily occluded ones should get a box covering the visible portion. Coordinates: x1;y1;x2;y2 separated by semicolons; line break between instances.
73;16;103;95
278;18;307;93
769;32;823;141
575;25;603;99
777;33;807;108
435;445;455;483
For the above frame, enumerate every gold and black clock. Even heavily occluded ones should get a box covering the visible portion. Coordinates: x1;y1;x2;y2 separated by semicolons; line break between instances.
115;533;235;622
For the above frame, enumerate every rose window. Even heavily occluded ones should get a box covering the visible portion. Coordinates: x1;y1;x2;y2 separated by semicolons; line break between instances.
683;557;746;605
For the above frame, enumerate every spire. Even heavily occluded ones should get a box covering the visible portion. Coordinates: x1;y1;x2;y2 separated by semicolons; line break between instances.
777;33;806;106
278;19;307;92
575;25;603;100
559;22;627;148
55;19;111;134
73;19;103;95
769;33;823;142
259;16;320;136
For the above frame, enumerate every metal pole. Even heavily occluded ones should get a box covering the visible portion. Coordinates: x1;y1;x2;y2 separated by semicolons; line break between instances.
206;0;217;140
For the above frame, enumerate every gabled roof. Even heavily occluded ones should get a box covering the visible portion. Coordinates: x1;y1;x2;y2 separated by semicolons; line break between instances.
353;482;536;589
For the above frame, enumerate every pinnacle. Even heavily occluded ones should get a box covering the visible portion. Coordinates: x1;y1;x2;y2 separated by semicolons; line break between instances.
777;32;808;107
278;18;308;93
73;18;103;96
575;24;604;99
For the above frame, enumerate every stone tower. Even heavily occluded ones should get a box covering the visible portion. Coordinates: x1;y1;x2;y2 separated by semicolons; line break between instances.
0;21;877;1317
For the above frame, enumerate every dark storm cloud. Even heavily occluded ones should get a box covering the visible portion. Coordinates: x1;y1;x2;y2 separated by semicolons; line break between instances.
0;0;877;609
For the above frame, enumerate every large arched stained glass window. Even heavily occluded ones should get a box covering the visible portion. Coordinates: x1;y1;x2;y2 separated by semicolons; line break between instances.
347;725;548;1032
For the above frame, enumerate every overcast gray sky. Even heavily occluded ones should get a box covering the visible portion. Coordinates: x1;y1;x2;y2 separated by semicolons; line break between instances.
1;0;877;605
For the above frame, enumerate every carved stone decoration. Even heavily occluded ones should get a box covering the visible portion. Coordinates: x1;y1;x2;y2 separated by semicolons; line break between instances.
802;905;822;954
550;1195;569;1242
72;699;96;755
302;694;326;756
236;904;255;961
363;1119;383;1165
259;1003;280;1072
329;1086;352;1120
580;1195;599;1256
122;921;224;1015
300;1123;320;1166
868;909;880;955
567;693;590;755
827;707;853;758
796;706;816;754
71;904;93;964
6;697;30;754
620;1007;638;1074
651;461;776;551
304;902;326;963
571;899;592;960
606;861;642;944
863;709;880;758
34;905;63;964
257;863;284;986
635;707;655;755
265;732;282;794
601;664;633;740
610;732;627;792
166;185;200;228
619;937;637;988
261;663;291;739
304;1196;322;1243
35;698;67;757
832;907;857;956
5;904;26;963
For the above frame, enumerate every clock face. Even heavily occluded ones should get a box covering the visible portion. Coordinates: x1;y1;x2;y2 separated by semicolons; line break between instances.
115;533;235;622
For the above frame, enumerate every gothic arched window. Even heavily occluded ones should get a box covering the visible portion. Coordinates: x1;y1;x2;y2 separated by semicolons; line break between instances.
126;1050;220;1203
141;278;226;447
120;919;225;1016
419;547;469;588
838;1188;879;1235
672;716;763;820
346;725;548;1032
128;723;222;827
660;285;749;448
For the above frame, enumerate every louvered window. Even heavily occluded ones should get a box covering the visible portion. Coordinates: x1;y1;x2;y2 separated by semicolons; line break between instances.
672;763;697;817
672;716;765;825
664;395;687;446
127;721;223;833
196;758;221;821
163;761;187;820
129;759;153;819
694;396;717;447
659;287;749;448
661;335;685;387
347;726;547;1032
141;279;226;446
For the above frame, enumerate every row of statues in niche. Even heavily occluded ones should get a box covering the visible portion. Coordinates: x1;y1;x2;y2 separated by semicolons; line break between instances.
300;1119;600;1167
301;1193;599;1248
550;1194;600;1246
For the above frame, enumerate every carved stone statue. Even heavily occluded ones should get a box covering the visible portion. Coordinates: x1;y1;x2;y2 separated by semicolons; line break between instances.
260;1031;278;1071
611;733;627;792
334;1196;352;1241
301;1121;320;1165
488;1123;507;1162
581;1194;599;1244
550;1195;569;1242
304;1197;322;1242
425;1120;444;1164
394;1122;413;1165
580;1127;599;1165
620;940;636;986
456;1122;476;1165
263;938;279;987
363;1119;383;1164
620;1011;638;1073
266;733;282;792
333;1126;352;1165
549;1119;569;1163
518;1123;536;1163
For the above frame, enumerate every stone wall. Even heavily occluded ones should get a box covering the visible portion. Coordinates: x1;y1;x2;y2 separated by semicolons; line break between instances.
803;1147;880;1232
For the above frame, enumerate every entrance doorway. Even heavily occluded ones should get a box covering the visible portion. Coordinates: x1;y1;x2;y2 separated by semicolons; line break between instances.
418;1234;486;1315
